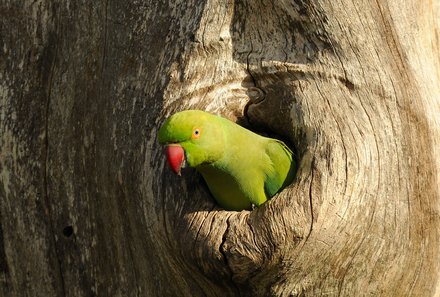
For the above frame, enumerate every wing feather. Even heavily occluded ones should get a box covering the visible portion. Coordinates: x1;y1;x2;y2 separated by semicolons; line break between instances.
264;139;295;198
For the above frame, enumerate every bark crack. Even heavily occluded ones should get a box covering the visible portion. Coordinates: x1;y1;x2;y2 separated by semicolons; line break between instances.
243;42;264;125
100;0;109;79
246;215;258;250
219;213;231;271
126;241;140;297
219;213;241;295
42;10;66;297
306;157;315;241
373;0;407;75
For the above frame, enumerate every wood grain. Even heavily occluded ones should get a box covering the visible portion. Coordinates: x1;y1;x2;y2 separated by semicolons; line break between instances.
1;0;439;296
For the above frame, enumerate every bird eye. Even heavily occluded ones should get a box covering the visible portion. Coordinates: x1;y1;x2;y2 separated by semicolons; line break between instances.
192;128;201;139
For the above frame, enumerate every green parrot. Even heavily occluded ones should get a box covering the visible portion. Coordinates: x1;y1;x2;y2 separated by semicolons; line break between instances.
158;110;295;211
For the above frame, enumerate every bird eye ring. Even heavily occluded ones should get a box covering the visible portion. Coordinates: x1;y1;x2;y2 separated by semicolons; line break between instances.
192;128;201;139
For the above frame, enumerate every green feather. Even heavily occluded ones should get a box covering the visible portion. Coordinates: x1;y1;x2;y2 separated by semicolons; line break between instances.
264;139;295;198
158;110;296;211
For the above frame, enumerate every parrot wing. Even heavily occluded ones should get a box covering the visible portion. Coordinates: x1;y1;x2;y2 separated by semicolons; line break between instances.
263;139;295;198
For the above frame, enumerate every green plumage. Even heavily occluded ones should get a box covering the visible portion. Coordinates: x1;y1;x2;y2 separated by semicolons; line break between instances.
158;110;296;211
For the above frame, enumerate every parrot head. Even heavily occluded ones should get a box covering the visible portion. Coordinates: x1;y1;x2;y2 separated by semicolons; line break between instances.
158;110;225;175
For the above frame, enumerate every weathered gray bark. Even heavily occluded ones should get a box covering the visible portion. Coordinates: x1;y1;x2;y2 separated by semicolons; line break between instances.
1;0;440;296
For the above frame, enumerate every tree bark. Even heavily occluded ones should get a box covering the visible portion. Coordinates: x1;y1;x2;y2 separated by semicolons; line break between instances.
1;0;440;296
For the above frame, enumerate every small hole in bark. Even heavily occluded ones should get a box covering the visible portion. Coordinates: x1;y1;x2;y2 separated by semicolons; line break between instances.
62;225;73;238
340;77;355;91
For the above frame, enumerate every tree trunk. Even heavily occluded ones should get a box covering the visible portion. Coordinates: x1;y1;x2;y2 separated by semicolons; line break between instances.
1;0;440;296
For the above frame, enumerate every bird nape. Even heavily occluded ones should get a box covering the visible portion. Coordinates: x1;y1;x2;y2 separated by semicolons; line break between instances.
158;110;296;211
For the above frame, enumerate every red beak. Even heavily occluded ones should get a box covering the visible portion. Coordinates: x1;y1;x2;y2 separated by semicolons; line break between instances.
165;144;185;175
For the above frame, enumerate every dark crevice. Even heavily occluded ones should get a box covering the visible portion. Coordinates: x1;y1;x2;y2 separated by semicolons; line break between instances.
246;216;259;250
339;77;355;91
100;0;109;79
161;175;173;248
306;157;315;241
62;226;73;238
0;220;9;275
42;9;66;297
126;239;141;297
245;45;257;87
219;214;241;296
243;44;264;126
194;212;210;247
219;214;231;270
